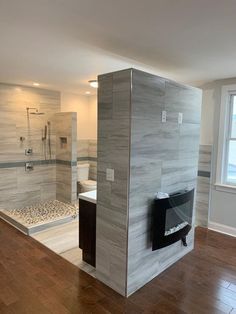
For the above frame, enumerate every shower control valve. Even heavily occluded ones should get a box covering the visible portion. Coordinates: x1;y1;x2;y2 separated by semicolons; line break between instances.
25;148;33;156
25;162;34;172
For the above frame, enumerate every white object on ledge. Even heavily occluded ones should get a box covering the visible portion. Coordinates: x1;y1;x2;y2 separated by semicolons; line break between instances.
165;221;188;236
155;192;169;199
79;190;97;204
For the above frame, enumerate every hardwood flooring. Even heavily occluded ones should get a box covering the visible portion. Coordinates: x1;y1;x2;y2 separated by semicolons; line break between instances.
0;219;235;313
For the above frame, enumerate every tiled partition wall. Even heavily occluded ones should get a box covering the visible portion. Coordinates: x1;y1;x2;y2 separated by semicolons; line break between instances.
55;112;77;204
195;144;212;227
97;69;202;296
127;69;202;295
0;83;60;210
77;139;97;181
96;70;131;295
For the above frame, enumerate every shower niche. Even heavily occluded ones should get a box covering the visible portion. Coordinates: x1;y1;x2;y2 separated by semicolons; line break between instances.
59;136;68;148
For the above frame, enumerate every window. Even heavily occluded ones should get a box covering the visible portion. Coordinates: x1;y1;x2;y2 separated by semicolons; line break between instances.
216;84;236;188
224;94;236;185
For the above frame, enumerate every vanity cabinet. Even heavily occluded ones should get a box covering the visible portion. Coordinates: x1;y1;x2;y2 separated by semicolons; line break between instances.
79;199;96;267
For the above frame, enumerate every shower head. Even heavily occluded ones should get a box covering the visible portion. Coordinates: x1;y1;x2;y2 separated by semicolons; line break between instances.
26;107;45;115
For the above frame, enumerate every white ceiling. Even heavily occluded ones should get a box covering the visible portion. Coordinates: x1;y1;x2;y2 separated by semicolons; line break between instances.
0;0;236;94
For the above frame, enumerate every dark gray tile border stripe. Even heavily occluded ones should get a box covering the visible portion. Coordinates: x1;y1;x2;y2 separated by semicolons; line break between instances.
0;162;24;168
0;160;56;168
0;159;79;168
198;170;211;178
56;159;77;166
77;157;97;162
35;160;56;165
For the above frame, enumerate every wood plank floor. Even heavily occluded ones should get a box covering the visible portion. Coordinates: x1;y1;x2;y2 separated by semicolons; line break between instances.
0;219;235;314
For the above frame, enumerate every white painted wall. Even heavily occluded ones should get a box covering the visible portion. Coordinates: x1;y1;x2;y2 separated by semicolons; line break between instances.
61;92;97;140
88;95;97;139
201;78;236;235
209;189;236;235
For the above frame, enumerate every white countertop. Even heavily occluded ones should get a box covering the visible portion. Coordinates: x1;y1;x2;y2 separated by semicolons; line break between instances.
79;190;97;204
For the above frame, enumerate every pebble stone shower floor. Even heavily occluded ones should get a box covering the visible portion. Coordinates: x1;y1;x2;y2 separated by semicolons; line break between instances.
0;200;78;234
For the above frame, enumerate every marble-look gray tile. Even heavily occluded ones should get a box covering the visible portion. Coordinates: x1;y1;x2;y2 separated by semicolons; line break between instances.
98;73;113;120
129;157;162;207
113;70;131;92
195;177;210;227
198;144;212;172
98;118;130;166
0;168;17;192
96;217;127;295
132;69;165;120
96;69;131;296
97;68;201;297
128;69;201;296
89;161;97;181
127;232;194;296
14;190;41;209
164;81;202;124
88;139;97;158
195;144;212;227
77;139;89;158
179;123;201;160
131;120;180;161
40;183;56;202
55;112;77;203
113;90;131;119
56;164;72;202
0;83;60;210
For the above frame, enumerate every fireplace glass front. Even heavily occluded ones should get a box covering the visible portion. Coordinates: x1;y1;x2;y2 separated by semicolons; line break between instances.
152;189;194;250
165;198;192;236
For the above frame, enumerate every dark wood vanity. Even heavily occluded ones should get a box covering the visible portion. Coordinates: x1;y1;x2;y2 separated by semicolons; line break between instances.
79;192;97;267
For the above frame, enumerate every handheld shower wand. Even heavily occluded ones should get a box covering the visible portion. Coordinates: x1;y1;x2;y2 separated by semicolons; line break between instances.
44;125;47;140
47;121;52;160
42;125;47;160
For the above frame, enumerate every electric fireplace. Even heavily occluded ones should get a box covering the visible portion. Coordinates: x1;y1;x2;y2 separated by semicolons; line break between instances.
152;189;194;250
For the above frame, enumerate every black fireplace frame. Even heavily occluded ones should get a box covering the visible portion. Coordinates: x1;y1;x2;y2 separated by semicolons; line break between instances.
152;189;194;250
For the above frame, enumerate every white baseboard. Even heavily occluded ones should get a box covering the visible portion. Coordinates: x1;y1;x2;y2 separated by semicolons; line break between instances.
208;221;236;237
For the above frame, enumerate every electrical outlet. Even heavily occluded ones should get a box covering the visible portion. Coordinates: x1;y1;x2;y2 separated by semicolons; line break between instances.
162;111;167;123
106;168;114;182
178;112;183;124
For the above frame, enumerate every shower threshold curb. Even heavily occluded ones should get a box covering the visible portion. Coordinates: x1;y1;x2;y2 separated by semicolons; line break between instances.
0;211;78;235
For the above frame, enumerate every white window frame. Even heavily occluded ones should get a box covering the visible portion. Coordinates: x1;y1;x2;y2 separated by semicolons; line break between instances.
216;84;236;190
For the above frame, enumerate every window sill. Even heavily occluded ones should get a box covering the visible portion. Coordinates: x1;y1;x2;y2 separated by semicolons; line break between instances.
214;183;236;194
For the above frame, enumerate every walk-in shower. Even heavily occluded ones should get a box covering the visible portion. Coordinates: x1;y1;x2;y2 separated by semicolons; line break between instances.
0;103;78;236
